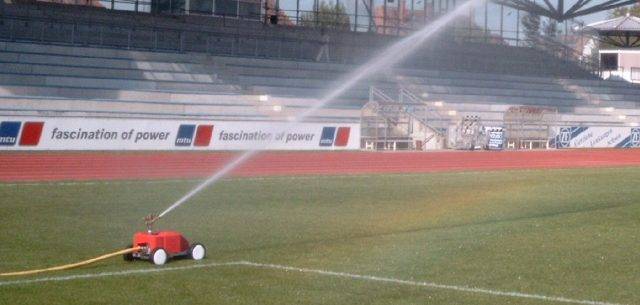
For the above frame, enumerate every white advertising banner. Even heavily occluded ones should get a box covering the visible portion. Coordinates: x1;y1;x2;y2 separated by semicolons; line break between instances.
551;126;640;148
0;117;360;151
484;127;504;150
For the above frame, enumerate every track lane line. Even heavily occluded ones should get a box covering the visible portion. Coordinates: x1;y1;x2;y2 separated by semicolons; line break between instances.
2;167;637;187
0;261;626;305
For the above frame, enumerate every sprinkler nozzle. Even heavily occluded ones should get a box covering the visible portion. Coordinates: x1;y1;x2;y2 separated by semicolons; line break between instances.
144;214;159;233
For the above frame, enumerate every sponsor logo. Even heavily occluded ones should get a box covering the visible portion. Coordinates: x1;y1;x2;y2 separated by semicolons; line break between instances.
557;127;572;148
335;127;350;147
194;125;214;147
319;127;336;146
0;121;44;146
0;121;20;146
319;126;350;147
175;124;214;147
631;128;640;147
20;122;45;146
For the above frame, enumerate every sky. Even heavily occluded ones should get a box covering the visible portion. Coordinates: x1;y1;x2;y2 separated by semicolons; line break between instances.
578;11;610;24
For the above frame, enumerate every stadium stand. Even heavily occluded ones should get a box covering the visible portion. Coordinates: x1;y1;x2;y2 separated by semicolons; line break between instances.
0;41;360;122
0;2;639;138
1;39;639;125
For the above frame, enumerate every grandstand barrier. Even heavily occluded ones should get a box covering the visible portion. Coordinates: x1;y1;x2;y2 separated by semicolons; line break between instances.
0;117;360;150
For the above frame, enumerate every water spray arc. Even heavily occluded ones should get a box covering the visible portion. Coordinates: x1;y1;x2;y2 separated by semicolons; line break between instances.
154;0;480;222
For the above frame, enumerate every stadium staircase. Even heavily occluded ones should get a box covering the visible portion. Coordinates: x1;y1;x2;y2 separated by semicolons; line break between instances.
365;86;447;150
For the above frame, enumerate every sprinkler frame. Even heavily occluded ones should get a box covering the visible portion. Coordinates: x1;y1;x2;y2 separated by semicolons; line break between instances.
124;216;206;265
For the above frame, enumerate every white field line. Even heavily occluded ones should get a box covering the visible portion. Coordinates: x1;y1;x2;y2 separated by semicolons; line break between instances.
237;261;626;305
0;261;626;305
0;262;244;287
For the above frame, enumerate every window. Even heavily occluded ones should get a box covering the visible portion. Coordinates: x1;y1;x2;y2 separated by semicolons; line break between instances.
600;53;618;70
152;0;185;14
190;0;213;14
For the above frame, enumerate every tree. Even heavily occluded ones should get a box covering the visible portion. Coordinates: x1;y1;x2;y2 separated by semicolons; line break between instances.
543;19;560;39
521;12;541;47
452;16;498;44
299;1;351;31
611;4;640;17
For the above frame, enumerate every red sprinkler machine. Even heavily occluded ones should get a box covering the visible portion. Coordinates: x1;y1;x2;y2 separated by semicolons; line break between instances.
124;215;206;265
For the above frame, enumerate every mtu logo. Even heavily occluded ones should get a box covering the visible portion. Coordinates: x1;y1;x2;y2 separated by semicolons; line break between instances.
0;121;44;146
175;124;214;147
319;127;350;147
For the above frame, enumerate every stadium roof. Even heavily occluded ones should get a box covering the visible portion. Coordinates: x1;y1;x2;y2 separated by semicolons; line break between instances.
585;14;640;47
493;0;638;21
587;14;640;31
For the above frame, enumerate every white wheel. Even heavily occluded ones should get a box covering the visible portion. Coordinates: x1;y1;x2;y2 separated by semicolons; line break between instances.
152;248;168;265
190;244;206;260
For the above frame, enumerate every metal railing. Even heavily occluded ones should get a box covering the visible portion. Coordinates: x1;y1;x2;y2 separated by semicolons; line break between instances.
4;0;558;43
398;87;447;136
369;86;396;104
9;0;446;35
0;13;360;61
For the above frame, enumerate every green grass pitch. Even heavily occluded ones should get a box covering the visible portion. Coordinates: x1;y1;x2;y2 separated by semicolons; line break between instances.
0;167;638;305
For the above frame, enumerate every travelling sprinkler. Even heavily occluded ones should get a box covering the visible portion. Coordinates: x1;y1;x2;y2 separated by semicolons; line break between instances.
123;214;206;265
120;154;256;266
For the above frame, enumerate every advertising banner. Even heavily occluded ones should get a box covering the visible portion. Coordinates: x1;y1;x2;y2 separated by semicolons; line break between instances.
0;117;360;151
550;126;640;148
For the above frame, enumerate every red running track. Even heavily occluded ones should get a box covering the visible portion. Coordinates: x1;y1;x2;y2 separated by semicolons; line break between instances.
1;150;640;182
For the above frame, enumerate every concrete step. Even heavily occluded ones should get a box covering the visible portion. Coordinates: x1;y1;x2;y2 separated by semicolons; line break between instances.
227;64;349;81
237;75;383;94
400;68;625;90
573;106;640;116
0;84;361;108
406;75;631;96
417;84;578;100
0;96;361;120
216;56;351;73
0;109;361;123
251;85;369;103
426;93;638;109
0;73;239;92
0;51;218;73
0;41;211;63
558;113;640;123
0;62;221;83
0;84;362;109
